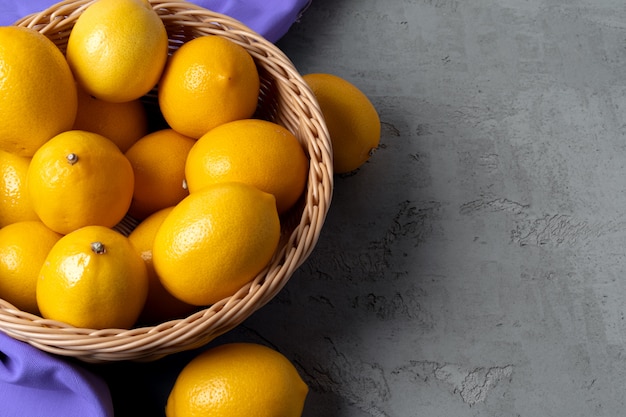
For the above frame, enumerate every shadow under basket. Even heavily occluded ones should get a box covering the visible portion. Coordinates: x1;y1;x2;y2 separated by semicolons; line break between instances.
0;0;333;363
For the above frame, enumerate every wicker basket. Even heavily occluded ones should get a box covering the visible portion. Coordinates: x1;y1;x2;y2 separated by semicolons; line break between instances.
0;0;333;363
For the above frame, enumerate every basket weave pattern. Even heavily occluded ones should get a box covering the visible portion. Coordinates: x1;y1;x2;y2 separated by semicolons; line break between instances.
0;0;333;362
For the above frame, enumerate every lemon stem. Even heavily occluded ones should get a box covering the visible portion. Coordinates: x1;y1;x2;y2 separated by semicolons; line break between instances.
91;241;106;254
66;153;79;165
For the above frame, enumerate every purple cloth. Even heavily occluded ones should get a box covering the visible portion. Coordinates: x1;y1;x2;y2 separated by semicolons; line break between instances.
0;0;311;42
0;331;114;417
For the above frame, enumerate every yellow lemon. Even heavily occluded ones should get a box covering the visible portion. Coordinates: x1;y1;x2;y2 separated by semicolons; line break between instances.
73;85;148;152
66;0;168;103
27;130;134;235
303;73;381;173
125;129;195;220
152;182;280;306
158;35;260;138
0;26;77;156
37;225;148;329
0;221;62;314
0;150;38;227
128;207;196;324
166;343;308;417
185;119;309;214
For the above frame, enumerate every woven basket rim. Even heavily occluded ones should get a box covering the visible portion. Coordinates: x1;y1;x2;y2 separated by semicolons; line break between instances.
0;0;333;363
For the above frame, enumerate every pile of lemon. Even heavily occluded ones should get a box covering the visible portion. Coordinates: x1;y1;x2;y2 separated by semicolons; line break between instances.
0;0;308;327
0;0;380;415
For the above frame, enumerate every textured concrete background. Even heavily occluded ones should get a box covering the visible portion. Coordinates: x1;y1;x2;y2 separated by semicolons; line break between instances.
263;0;626;416
99;1;626;416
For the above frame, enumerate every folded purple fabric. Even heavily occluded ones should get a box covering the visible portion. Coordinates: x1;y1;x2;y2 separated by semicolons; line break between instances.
0;331;114;417
0;0;311;42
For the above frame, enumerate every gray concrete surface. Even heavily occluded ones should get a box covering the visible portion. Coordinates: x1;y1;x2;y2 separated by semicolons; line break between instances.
239;0;626;416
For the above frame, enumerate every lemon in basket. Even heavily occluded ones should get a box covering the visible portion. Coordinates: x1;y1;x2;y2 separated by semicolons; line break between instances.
73;85;148;152
0;150;39;228
158;35;260;138
166;343;308;417
26;130;134;235
128;207;196;324
66;0;168;103
303;73;380;174
37;225;148;329
185;119;309;214
0;221;62;315
125;129;196;220
152;182;281;306
0;26;77;157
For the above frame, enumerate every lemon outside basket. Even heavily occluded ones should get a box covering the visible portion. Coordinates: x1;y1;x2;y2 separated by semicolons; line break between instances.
0;0;333;363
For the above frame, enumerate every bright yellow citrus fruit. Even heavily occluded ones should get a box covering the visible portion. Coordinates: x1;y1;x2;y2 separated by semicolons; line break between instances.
66;0;168;103
0;221;62;315
125;129;196;220
0;26;77;156
128;207;196;324
303;73;381;174
0;150;38;227
27;130;134;235
37;225;148;329
72;85;148;152
158;35;260;138
185;119;308;214
166;343;308;417
152;182;281;306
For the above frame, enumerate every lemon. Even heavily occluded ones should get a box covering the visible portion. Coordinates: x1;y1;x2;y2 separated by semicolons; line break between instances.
125;129;195;220
66;0;168;103
37;225;148;329
152;182;281;306
0;150;38;227
185;119;309;214
0;26;77;156
303;73;381;173
166;343;308;417
0;221;62;314
73;85;148;152
27;130;134;235
158;35;260;138
128;207;196;324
